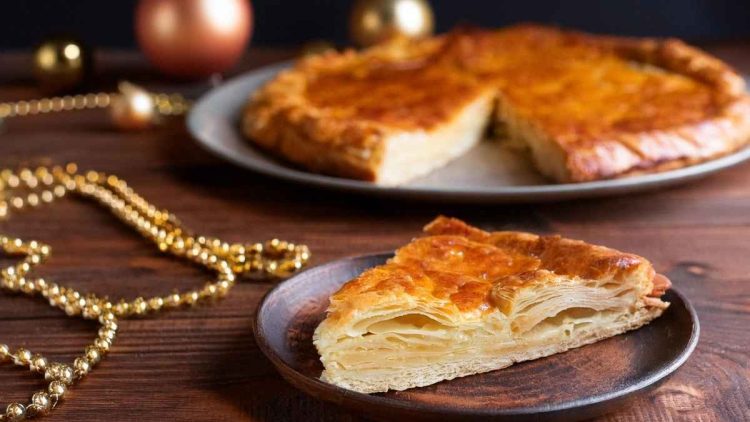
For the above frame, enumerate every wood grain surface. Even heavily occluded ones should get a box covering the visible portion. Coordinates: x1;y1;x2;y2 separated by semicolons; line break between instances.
1;45;749;421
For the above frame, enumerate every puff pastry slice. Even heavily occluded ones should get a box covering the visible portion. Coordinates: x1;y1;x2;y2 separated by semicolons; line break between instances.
313;217;671;393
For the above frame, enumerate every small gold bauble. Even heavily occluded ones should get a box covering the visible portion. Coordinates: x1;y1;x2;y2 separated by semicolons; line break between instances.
349;0;434;48
32;38;91;94
300;40;336;57
110;81;155;130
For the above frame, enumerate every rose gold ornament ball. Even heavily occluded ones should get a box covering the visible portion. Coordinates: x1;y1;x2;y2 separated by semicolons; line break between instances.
135;0;253;79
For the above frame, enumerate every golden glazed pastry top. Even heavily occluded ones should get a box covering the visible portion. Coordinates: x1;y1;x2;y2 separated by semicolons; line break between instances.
452;27;724;140
326;216;669;326
244;24;750;183
302;25;741;135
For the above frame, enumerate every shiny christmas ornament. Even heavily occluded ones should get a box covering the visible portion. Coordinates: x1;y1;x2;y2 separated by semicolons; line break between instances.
32;38;92;94
349;0;434;48
109;81;156;130
135;0;253;79
301;40;336;56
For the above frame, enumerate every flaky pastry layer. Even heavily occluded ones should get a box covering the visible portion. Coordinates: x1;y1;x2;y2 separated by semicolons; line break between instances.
313;217;671;393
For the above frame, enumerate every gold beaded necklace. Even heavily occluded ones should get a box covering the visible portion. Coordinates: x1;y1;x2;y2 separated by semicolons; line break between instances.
0;164;311;421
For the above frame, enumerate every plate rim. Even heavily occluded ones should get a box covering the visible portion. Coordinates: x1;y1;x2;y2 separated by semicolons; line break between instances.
188;62;750;203
253;252;701;418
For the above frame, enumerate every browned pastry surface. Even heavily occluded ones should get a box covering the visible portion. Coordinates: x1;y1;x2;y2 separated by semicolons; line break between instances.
243;24;750;183
327;216;667;324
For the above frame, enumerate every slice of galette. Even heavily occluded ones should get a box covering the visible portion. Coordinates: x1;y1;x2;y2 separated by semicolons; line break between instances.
313;216;671;393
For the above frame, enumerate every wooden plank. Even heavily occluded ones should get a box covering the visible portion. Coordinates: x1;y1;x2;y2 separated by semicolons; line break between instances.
1;44;749;420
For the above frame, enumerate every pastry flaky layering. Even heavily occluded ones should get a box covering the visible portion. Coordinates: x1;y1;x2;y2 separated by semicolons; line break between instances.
313;217;671;393
243;24;750;185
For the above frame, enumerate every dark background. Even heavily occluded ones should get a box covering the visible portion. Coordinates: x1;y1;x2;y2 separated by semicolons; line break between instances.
0;0;749;50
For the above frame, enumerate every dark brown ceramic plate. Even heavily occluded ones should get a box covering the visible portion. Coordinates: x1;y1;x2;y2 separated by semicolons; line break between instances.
254;253;700;421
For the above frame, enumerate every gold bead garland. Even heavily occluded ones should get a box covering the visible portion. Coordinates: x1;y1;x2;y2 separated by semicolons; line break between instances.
0;82;190;129
0;164;311;421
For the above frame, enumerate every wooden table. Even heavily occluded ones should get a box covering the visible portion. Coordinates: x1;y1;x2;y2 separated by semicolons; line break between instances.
1;45;749;421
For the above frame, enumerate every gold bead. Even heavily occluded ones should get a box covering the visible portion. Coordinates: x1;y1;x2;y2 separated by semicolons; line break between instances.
6;175;20;188
2;266;17;279
31;391;52;414
17;168;32;181
30;354;48;373
20;278;35;294
148;297;164;311
165;292;182;308
85;170;100;183
113;300;130;317
66;290;81;301
48;380;67;398
64;303;81;316
3;277;20;291
41;190;55;203
10;197;24;210
17;262;31;274
216;280;232;297
182;291;200;306
99;311;116;323
5;402;26;422
82;302;102;319
26;192;40;207
98;328;117;343
53;185;67;198
0;344;10;361
39;245;51;256
131;297;148;315
73;357;91;378
85;346;102;365
45;283;61;297
13;348;33;366
94;338;111;353
102;319;118;332
202;284;218;298
33;278;47;290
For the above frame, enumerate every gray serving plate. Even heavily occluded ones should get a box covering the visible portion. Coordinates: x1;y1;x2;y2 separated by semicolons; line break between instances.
254;253;699;421
188;62;750;203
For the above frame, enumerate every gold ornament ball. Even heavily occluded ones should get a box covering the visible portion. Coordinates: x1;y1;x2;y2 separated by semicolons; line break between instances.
349;0;434;48
32;38;92;94
110;81;156;130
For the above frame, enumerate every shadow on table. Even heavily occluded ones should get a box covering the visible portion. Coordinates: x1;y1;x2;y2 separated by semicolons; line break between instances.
201;322;360;421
